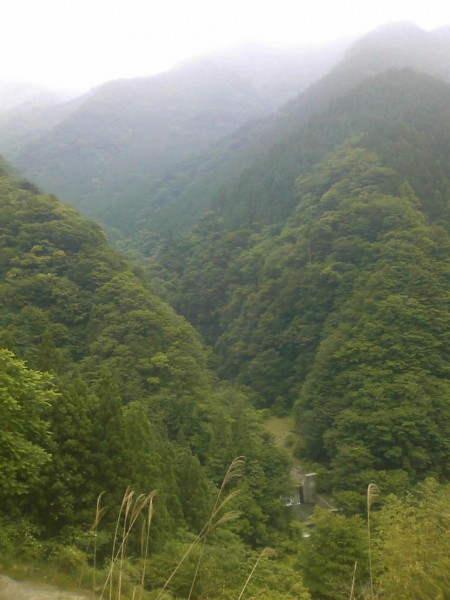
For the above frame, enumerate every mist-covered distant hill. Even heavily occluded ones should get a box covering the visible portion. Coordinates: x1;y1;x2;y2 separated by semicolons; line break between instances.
0;92;84;162
5;23;450;239
0;81;72;113
0;40;349;218
108;21;450;237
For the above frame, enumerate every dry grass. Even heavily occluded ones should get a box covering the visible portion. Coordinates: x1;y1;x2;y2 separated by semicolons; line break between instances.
81;457;250;600
93;489;157;600
156;456;244;599
237;547;275;600
367;483;379;600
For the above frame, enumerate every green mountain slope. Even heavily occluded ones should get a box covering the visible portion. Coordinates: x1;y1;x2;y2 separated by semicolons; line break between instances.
212;68;450;228
154;70;450;502
0;158;295;561
1;32;450;600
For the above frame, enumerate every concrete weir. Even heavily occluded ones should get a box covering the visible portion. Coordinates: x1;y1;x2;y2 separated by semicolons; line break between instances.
284;471;336;520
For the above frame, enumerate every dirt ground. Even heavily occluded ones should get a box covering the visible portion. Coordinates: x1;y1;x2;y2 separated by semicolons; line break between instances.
0;575;92;600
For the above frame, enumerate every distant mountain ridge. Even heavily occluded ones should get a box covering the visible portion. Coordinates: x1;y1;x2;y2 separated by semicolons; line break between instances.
0;81;71;113
0;40;348;218
3;22;450;240
83;21;450;237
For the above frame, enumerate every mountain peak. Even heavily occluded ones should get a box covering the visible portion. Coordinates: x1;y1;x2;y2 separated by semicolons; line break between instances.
345;21;428;59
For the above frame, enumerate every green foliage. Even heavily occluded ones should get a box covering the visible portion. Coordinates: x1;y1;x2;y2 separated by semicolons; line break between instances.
373;480;450;599
154;89;450;497
296;171;450;491
175;447;213;532
298;508;368;599
0;349;54;510
140;530;310;600
3;36;450;596
0;165;292;561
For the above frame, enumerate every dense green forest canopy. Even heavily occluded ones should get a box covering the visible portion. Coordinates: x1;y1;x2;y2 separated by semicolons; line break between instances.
1;23;450;598
152;70;450;510
0;162;314;598
208;69;450;229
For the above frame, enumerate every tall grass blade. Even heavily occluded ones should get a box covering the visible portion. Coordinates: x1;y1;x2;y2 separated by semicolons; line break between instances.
237;547;271;600
367;483;379;600
156;457;245;599
139;492;156;599
349;561;357;600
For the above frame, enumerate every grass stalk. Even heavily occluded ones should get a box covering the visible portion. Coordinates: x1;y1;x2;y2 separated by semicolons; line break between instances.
237;547;271;600
187;539;206;600
367;483;379;600
100;489;155;600
93;492;106;592
349;561;357;600
156;457;245;599
78;491;106;591
117;489;136;599
104;488;133;600
139;492;156;599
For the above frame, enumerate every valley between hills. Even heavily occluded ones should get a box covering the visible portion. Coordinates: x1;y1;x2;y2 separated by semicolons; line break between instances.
0;21;449;599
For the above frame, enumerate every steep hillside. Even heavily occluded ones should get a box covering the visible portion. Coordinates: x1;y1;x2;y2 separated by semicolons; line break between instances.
154;70;450;506
0;157;297;580
211;68;450;228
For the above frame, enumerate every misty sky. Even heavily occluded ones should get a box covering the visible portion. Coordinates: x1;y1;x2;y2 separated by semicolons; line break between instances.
3;0;450;90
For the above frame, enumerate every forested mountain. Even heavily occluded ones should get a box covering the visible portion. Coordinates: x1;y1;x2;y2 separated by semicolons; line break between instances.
5;23;450;240
105;22;450;237
1;20;450;599
153;69;450;511
0;41;347;222
0;159;316;598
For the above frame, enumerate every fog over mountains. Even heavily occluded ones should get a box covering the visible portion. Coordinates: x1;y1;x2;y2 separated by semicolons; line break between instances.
2;22;450;237
0;39;349;217
0;20;449;599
